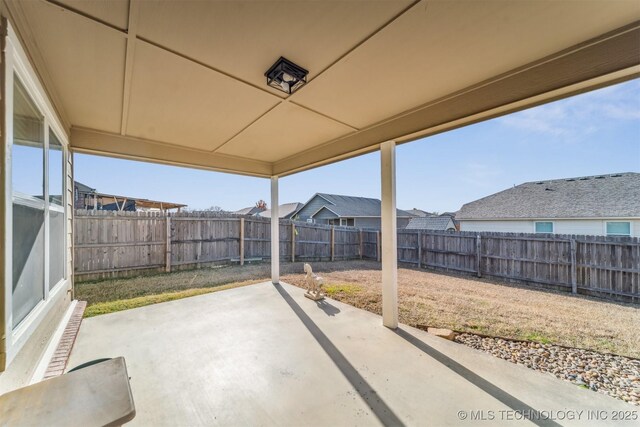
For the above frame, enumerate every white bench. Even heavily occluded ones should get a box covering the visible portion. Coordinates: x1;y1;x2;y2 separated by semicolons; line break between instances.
0;357;135;426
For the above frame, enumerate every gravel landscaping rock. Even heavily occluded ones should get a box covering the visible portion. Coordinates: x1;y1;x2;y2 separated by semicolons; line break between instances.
455;333;640;406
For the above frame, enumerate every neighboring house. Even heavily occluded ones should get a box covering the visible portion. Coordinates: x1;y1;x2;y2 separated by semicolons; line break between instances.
259;202;304;219
294;193;413;229
235;200;268;216
404;208;435;217
457;173;640;237
438;211;460;230
234;206;266;216
405;216;456;231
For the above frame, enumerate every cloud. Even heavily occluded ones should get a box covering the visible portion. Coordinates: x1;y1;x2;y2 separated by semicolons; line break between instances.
497;79;640;137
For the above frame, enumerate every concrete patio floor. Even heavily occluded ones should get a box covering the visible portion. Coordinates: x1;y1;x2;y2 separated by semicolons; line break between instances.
67;282;633;426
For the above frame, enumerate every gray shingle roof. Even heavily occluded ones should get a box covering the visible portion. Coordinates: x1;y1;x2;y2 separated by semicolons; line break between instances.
457;172;640;220
234;206;264;216
404;208;435;217
259;202;304;218
405;216;455;230
308;193;412;218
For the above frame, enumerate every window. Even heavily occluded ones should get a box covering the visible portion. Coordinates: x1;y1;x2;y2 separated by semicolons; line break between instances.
606;222;631;236
340;218;355;227
534;221;553;233
4;21;70;367
329;218;355;227
10;76;67;328
12;77;46;327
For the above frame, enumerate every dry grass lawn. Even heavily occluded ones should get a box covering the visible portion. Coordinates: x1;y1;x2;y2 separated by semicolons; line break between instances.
76;261;640;357
282;262;640;358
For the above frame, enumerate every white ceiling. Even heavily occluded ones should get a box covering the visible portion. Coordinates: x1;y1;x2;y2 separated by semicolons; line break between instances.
7;0;640;176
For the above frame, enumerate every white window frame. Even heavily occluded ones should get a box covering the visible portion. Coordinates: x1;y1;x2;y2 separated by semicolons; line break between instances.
534;221;554;234
48;129;67;286
604;221;632;237
3;22;70;367
339;218;354;227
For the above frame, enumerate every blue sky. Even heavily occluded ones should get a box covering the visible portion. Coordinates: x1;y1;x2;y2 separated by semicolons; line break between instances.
75;79;640;213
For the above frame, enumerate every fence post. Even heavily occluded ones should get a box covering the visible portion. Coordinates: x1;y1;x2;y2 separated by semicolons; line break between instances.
240;217;245;266
570;238;577;294
291;223;296;263
417;231;422;269
196;219;202;269
376;230;381;262
359;230;363;260
330;226;335;261
165;216;172;273
476;235;482;278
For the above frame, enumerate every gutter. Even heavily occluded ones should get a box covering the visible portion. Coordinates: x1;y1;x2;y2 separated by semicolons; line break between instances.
457;217;640;221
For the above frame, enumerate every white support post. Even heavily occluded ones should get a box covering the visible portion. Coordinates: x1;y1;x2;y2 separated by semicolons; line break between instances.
271;177;280;284
380;141;398;329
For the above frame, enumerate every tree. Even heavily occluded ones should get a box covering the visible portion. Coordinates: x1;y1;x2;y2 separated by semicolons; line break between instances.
203;206;224;212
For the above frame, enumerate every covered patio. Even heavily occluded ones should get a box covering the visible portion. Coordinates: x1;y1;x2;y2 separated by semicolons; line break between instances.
68;281;631;426
1;0;640;423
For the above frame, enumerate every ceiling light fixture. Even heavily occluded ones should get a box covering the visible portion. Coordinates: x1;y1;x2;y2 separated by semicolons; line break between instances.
265;57;308;95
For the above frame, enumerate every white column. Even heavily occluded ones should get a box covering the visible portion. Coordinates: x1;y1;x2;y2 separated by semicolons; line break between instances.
380;141;398;329
271;176;280;284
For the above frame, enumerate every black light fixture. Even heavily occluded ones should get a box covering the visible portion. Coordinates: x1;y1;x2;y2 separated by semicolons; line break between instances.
265;57;308;95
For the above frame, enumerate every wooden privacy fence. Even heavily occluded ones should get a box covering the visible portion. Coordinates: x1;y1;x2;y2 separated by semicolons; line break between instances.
377;230;639;302
74;211;640;302
73;210;364;281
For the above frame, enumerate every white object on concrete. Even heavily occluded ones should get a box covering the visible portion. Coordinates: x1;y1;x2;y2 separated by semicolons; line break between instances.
380;140;398;329
271;176;279;284
303;263;324;301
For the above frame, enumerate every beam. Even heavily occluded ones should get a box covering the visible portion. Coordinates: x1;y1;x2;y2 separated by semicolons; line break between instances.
271;177;279;284
273;23;640;176
120;0;139;135
380;141;398;329
70;127;273;178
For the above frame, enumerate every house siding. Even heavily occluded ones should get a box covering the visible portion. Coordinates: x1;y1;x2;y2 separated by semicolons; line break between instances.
313;207;339;221
355;217;412;230
459;219;640;237
295;195;331;220
297;194;412;229
355;217;380;229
